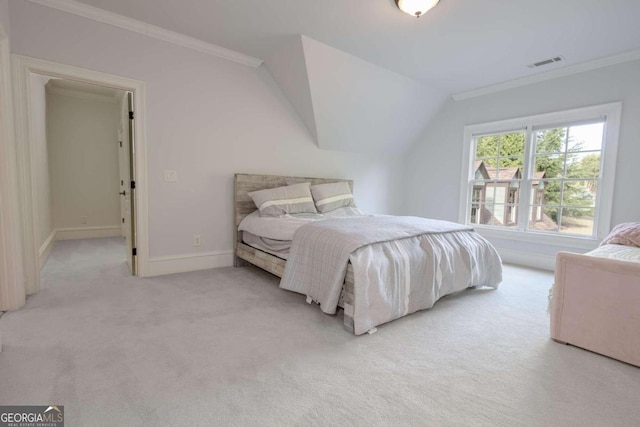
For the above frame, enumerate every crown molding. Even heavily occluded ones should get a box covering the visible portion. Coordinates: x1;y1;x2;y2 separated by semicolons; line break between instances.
47;85;119;103
25;0;264;68
452;48;640;101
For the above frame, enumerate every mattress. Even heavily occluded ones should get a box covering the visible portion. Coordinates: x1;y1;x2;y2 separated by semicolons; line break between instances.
239;207;381;262
242;231;290;260
238;207;367;241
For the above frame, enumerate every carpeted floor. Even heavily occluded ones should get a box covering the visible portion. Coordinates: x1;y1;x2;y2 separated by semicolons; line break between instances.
1;237;638;426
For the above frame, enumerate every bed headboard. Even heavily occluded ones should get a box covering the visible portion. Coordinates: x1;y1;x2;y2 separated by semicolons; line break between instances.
234;173;353;244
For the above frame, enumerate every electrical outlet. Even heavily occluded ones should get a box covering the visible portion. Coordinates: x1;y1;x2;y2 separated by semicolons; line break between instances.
81;216;87;224
193;235;202;247
164;169;177;182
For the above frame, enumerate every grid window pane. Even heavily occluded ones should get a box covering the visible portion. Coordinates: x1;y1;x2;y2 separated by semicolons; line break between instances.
559;208;595;236
498;157;524;169
475;204;518;227
567;123;604;152
566;152;601;178
532;180;561;205
476;135;499;158
499;132;525;156
469;203;481;224
484;184;496;202
485;166;521;182
561;181;597;206
482;157;498;168
528;206;559;232
535;128;567;154
534;155;564;178
469;177;520;226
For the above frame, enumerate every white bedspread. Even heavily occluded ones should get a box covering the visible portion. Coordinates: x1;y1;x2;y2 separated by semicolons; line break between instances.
586;244;640;263
280;216;502;335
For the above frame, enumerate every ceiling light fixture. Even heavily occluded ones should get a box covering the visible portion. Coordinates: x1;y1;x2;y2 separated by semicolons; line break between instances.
395;0;440;18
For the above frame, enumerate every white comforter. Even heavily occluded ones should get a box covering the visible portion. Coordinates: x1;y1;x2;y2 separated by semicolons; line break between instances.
350;231;502;334
280;216;503;335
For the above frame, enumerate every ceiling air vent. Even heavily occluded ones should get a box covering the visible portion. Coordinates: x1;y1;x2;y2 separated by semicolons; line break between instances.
528;56;564;68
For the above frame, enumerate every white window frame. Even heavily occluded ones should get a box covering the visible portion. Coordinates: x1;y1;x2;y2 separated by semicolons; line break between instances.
458;102;622;250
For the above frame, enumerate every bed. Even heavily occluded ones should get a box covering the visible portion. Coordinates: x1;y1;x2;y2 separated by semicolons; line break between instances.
551;245;640;367
234;173;503;334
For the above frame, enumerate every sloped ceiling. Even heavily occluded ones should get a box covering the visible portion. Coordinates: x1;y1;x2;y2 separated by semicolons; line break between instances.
264;36;319;144
266;35;447;152
67;0;640;94
29;0;640;152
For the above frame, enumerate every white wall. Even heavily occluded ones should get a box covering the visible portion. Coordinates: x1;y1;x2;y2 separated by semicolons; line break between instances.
46;88;121;232
29;73;54;249
0;1;26;310
8;2;404;260
0;0;9;38
404;59;640;259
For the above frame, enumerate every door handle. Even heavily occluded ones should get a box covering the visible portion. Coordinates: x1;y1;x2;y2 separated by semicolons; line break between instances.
119;191;127;196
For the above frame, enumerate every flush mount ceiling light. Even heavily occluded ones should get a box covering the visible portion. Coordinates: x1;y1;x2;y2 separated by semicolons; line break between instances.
395;0;440;18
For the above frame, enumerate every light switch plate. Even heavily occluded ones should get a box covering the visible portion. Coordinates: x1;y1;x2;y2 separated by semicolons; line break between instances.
164;169;177;182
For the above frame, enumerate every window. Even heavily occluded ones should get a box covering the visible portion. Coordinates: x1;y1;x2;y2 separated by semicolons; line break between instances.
472;130;525;228
459;103;621;245
530;121;603;236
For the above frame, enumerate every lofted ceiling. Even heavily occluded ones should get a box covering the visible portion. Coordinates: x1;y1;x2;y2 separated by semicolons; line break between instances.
30;0;640;152
66;0;640;94
265;35;448;153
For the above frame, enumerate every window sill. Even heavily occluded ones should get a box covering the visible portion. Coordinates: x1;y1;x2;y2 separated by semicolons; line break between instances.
472;226;600;251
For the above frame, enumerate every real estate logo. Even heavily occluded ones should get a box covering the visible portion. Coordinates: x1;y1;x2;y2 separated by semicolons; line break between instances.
0;405;64;427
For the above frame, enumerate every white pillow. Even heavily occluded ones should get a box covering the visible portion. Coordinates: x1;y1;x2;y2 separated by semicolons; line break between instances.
248;182;317;217
310;181;356;213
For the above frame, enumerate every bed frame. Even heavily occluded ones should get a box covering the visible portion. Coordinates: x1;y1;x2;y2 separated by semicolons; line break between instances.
233;173;356;332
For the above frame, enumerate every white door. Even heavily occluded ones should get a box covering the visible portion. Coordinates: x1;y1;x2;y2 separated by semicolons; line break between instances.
117;125;127;237
118;93;136;274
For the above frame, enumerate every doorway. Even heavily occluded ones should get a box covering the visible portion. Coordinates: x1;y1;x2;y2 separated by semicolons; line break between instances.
12;55;149;295
42;78;136;276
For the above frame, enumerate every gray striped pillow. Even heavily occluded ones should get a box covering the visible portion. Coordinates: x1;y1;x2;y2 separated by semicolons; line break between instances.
311;181;356;213
248;182;317;217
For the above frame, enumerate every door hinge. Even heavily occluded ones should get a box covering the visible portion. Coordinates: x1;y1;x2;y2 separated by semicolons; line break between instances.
119;141;122;147
132;248;137;256
130;181;136;190
129;111;134;120
122;218;125;224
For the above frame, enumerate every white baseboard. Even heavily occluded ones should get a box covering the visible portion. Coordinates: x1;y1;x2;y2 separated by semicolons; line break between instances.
56;225;121;240
38;229;57;269
144;251;234;277
497;247;556;271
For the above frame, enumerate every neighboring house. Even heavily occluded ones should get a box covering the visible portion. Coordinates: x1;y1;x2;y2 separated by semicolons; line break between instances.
530;171;546;222
471;161;546;227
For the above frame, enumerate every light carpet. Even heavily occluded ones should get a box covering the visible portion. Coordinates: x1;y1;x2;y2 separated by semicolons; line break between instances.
0;237;638;426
